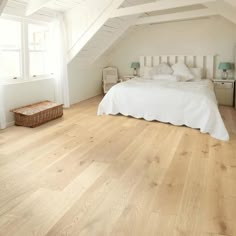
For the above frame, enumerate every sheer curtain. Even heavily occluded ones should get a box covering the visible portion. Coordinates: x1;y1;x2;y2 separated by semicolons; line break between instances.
50;14;70;108
0;85;6;129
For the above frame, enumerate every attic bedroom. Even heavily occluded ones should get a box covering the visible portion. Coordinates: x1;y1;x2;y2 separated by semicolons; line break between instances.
0;0;236;235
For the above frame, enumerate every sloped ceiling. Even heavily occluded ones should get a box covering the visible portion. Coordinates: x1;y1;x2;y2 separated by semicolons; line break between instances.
1;0;236;65
67;0;155;64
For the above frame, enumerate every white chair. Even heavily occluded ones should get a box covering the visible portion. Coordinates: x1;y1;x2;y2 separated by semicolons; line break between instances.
102;67;119;93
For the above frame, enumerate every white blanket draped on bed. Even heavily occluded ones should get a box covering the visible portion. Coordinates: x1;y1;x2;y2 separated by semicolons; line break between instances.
97;78;229;141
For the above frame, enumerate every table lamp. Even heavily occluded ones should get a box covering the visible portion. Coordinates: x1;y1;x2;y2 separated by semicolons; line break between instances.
131;62;140;76
218;62;233;80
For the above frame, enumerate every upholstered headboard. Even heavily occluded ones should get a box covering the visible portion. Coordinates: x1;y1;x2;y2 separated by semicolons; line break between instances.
140;55;216;78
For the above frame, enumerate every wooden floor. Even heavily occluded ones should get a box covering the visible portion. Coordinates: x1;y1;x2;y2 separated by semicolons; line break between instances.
0;96;236;236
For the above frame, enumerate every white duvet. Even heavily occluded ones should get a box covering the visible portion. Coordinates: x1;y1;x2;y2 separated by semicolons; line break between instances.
97;78;229;141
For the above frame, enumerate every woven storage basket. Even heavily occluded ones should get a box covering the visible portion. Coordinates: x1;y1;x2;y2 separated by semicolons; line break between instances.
11;101;63;128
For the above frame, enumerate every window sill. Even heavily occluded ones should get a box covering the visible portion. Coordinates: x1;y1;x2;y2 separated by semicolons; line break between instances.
0;77;53;86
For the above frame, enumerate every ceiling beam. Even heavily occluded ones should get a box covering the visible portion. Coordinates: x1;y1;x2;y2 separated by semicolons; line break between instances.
204;0;236;24
26;0;52;16
68;0;126;62
111;0;216;18
135;8;217;25
0;0;8;15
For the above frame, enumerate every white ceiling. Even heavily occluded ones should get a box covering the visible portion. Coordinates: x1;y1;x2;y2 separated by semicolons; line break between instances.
43;0;87;12
4;0;55;20
2;0;155;21
5;0;86;13
145;4;207;16
4;0;155;16
3;0;236;24
2;0;236;65
121;0;155;7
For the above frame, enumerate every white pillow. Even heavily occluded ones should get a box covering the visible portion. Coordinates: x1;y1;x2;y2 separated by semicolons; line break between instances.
142;64;173;79
189;67;203;80
142;66;156;79
152;74;181;82
154;63;173;75
172;62;194;81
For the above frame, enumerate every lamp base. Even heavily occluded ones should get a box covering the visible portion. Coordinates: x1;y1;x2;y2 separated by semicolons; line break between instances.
222;71;228;80
133;68;137;76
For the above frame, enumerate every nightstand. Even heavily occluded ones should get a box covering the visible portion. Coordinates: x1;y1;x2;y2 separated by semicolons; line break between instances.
213;79;235;106
121;75;136;81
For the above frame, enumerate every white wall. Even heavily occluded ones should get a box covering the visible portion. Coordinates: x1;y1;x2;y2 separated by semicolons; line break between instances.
2;1;113;127
3;79;55;126
64;0;112;49
64;0;112;105
107;16;236;78
68;56;107;105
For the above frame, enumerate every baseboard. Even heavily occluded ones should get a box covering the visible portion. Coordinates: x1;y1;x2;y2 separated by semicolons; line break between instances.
70;92;103;106
6;121;14;128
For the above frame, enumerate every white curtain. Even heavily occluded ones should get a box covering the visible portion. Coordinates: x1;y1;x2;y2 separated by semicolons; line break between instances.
0;84;6;129
50;14;70;108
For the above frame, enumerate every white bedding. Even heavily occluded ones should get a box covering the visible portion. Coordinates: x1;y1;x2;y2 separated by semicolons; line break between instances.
97;78;229;141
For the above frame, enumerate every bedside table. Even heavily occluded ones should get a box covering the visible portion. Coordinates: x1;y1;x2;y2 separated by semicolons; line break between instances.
213;79;235;106
121;75;136;81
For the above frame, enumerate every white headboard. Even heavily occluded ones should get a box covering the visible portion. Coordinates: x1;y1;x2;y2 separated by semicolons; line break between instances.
140;55;216;78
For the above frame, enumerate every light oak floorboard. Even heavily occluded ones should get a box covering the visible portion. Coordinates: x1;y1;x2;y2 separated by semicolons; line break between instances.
0;97;235;236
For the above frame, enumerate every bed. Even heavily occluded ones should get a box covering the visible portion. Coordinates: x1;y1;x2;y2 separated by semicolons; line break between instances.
97;55;229;141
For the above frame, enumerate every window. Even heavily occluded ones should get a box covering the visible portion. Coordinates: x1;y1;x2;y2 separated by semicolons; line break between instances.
0;19;21;80
28;23;51;77
0;17;52;82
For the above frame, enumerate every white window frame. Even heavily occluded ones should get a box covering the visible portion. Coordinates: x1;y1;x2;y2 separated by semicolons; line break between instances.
0;15;52;84
0;16;22;82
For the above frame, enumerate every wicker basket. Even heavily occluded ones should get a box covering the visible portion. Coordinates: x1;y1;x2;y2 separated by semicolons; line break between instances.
11;101;63;128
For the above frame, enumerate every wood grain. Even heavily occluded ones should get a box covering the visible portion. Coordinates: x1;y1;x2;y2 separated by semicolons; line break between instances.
0;96;235;236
